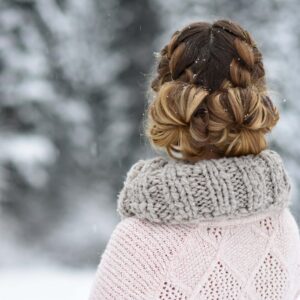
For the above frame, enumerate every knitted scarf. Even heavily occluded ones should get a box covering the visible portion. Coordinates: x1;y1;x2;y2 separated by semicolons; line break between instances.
117;149;292;224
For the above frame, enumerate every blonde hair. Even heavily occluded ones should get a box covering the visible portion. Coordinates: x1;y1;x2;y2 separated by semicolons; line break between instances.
145;19;279;162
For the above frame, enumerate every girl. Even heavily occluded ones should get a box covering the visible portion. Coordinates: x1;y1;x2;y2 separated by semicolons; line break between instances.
89;19;300;299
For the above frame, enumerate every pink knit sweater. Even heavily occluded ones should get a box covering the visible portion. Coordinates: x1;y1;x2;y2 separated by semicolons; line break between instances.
89;150;300;299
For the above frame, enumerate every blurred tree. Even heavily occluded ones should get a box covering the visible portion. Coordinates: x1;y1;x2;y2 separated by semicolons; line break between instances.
0;0;161;267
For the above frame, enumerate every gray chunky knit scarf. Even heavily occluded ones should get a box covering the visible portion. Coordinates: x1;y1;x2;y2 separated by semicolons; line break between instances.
117;149;292;224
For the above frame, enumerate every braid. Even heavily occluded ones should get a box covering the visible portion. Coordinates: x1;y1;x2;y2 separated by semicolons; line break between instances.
146;19;279;161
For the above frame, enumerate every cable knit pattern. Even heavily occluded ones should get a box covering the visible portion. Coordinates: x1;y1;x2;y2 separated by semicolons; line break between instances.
117;149;291;223
89;149;300;300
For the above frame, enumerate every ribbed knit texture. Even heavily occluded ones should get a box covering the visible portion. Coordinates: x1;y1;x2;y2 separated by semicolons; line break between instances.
117;149;291;223
89;149;300;300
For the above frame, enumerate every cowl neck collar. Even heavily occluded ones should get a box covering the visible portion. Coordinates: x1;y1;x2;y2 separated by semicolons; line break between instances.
117;149;292;224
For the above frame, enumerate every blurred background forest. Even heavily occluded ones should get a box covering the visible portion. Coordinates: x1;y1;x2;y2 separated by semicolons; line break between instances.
0;0;299;299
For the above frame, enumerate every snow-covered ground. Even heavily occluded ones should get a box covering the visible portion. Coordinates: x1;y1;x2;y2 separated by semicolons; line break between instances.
0;267;95;300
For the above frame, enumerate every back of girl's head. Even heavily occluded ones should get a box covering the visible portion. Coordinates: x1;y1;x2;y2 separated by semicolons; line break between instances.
145;19;279;162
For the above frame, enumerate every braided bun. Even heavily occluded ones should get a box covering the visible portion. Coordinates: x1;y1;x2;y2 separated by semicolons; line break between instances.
146;19;279;162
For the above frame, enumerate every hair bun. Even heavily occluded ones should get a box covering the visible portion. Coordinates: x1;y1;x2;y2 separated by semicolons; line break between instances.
146;81;209;160
205;84;279;155
145;19;279;161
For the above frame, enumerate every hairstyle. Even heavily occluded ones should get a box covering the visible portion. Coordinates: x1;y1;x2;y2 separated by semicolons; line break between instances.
145;19;279;162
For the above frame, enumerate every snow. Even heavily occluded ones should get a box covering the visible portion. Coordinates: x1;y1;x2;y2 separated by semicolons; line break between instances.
0;134;57;165
0;267;95;300
0;134;57;188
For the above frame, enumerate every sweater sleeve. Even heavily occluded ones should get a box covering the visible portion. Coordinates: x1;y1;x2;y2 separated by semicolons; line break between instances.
88;217;191;300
